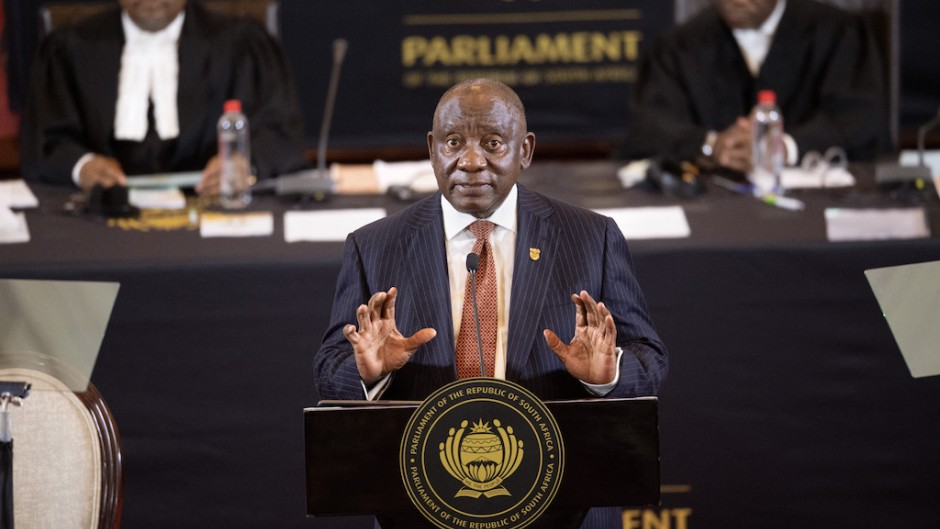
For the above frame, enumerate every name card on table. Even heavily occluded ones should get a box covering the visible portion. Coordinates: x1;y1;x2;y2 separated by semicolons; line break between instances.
284;208;387;243
200;212;274;238
593;206;691;239
824;208;930;242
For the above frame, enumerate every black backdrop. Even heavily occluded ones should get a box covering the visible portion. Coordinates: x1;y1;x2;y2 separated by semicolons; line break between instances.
277;0;672;151
4;0;940;150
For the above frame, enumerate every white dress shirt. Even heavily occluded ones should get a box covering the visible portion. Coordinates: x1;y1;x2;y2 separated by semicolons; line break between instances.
365;185;620;399
732;0;786;77
115;11;184;141
442;185;518;379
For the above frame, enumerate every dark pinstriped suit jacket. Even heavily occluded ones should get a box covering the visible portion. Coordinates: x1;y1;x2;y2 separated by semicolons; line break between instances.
314;185;668;529
315;185;668;402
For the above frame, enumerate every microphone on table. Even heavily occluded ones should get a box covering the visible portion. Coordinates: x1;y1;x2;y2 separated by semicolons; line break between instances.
875;106;938;191
317;39;347;175
254;38;348;199
466;252;486;378
915;107;940;172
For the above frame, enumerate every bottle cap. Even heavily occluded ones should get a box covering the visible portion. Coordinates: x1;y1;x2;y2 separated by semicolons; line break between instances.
223;99;242;113
757;90;776;105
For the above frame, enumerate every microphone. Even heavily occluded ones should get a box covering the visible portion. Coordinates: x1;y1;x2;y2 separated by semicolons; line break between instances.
466;252;486;378
876;106;938;189
317;38;347;178
916;107;940;168
254;38;347;198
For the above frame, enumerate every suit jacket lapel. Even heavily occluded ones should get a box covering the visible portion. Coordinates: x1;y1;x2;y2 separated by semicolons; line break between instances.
402;195;457;380
506;187;558;378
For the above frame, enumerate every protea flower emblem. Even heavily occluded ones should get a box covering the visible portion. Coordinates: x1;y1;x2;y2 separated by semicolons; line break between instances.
439;418;524;498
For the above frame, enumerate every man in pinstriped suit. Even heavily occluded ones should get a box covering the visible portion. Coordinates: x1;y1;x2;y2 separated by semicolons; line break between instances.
315;79;668;529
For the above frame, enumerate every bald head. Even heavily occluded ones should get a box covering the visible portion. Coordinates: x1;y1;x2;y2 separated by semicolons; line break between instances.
433;79;527;133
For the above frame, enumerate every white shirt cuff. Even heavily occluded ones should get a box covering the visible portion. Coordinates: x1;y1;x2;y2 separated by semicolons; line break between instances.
362;373;392;400
72;153;95;187
582;347;624;397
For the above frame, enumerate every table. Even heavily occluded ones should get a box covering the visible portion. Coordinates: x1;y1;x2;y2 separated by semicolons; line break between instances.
2;161;940;529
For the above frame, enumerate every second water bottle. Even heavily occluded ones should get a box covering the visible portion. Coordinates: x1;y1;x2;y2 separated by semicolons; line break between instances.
218;99;252;209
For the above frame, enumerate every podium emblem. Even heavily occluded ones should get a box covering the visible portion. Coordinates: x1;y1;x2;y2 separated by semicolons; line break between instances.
440;418;523;498
400;378;564;529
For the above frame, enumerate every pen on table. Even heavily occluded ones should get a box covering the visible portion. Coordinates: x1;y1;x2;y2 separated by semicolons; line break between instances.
711;175;805;211
756;192;805;211
711;175;754;195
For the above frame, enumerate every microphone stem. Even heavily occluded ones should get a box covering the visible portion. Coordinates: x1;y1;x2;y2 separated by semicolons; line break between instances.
318;40;346;175
917;109;940;167
469;270;486;378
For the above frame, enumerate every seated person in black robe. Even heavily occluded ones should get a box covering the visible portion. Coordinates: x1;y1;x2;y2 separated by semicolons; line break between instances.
626;0;886;174
20;0;309;194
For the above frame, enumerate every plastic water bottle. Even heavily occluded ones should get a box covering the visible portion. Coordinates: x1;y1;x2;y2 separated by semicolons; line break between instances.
751;90;785;194
218;99;252;209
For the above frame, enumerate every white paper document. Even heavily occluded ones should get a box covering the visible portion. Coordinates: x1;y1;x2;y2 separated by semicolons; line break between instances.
750;167;855;190
0;180;39;208
284;208;386;242
200;212;274;238
129;188;187;210
824;208;930;242
593;206;691;239
0;207;30;244
784;166;855;188
126;171;202;189
865;260;940;378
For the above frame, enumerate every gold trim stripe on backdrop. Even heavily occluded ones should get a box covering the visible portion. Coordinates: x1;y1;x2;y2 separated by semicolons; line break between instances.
660;484;692;494
403;9;641;26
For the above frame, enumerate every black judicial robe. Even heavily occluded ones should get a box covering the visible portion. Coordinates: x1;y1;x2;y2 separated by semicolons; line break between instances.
19;2;308;185
626;0;887;163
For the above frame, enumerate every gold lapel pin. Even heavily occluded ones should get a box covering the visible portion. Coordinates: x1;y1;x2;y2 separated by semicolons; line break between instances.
529;248;541;261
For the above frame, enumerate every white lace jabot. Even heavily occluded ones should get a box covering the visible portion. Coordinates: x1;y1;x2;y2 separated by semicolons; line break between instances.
113;11;184;141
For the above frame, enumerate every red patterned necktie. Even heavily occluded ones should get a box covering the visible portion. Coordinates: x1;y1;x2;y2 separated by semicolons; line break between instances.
456;220;497;378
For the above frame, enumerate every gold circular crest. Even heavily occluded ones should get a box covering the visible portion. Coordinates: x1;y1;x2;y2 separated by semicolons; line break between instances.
400;378;564;529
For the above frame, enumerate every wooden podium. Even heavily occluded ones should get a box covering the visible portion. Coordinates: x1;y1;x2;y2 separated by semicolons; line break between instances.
304;397;660;528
